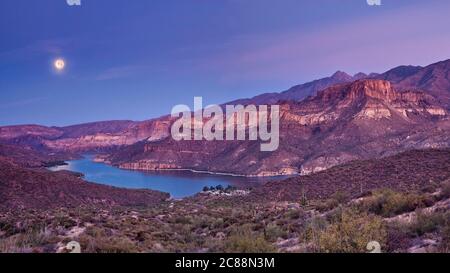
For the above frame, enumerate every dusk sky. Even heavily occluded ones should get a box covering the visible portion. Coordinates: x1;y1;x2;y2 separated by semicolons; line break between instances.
1;0;450;126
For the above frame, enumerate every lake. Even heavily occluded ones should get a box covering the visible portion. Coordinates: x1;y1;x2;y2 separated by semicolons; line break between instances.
49;156;273;198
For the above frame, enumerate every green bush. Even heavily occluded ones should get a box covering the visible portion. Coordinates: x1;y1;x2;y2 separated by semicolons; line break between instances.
264;223;286;242
316;199;340;212
78;234;137;253
331;191;349;204
407;210;446;236
360;189;425;217
0;229;55;253
285;209;302;220
440;180;450;199
317;210;387;253
223;227;276;253
439;215;450;253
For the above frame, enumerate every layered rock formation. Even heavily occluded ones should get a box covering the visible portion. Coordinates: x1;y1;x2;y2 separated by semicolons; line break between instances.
103;79;450;176
0;118;174;152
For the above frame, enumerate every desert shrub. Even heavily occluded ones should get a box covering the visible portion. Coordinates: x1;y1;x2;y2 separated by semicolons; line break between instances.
385;224;411;253
407;210;446;236
212;218;225;229
223;227;276;253
439;215;450;252
53;212;77;229
316;199;340;212
85;226;105;238
317;210;387;253
0;220;15;237
285;209;302;220
300;216;328;252
0;237;20;253
420;184;438;194
192;216;213;229
0;229;54;253
135;231;151;242
78;234;137;253
173;215;193;225
440;180;450;199
264;223;287;242
360;189;426;217
331;191;349;204
315;192;349;212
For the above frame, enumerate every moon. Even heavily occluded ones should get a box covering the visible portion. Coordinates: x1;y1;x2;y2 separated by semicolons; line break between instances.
54;59;65;71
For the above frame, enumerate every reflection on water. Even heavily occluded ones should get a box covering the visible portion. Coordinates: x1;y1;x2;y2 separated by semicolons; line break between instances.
49;156;277;198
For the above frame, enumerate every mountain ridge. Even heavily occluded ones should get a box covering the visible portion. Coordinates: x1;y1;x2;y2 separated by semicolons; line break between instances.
99;79;450;176
1;59;450;176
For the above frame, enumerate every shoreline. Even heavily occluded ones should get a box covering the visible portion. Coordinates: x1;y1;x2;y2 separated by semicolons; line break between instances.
117;165;298;179
54;154;299;179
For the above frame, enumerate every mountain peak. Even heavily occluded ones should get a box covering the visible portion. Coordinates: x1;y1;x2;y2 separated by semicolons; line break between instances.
353;72;368;80
331;70;352;81
377;65;422;82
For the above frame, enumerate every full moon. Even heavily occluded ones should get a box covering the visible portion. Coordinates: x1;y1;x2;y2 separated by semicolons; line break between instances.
54;59;65;71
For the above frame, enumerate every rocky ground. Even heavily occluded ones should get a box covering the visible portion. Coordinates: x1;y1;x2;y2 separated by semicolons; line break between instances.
1;177;449;253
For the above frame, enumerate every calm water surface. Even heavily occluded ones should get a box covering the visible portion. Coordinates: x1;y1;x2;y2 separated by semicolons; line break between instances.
49;156;274;198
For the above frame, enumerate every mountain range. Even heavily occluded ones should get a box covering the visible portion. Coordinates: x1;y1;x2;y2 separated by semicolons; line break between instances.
1;59;449;176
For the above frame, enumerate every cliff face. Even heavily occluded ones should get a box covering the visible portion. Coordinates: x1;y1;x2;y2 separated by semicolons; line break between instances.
374;59;450;108
1;118;174;152
104;79;450;176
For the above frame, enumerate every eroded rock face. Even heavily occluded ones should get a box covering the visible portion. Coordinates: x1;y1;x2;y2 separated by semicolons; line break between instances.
0;125;63;140
43;134;135;150
105;79;450;176
36;117;174;152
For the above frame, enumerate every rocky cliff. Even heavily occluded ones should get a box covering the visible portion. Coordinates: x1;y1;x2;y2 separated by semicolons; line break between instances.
103;79;450;176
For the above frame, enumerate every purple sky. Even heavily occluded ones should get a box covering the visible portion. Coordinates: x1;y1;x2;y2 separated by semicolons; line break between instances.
1;0;450;126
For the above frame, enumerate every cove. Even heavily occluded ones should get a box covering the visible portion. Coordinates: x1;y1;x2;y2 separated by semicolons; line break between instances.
49;155;269;198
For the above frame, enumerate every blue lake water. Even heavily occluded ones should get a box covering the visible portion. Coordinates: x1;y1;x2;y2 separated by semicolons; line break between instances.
49;156;271;198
